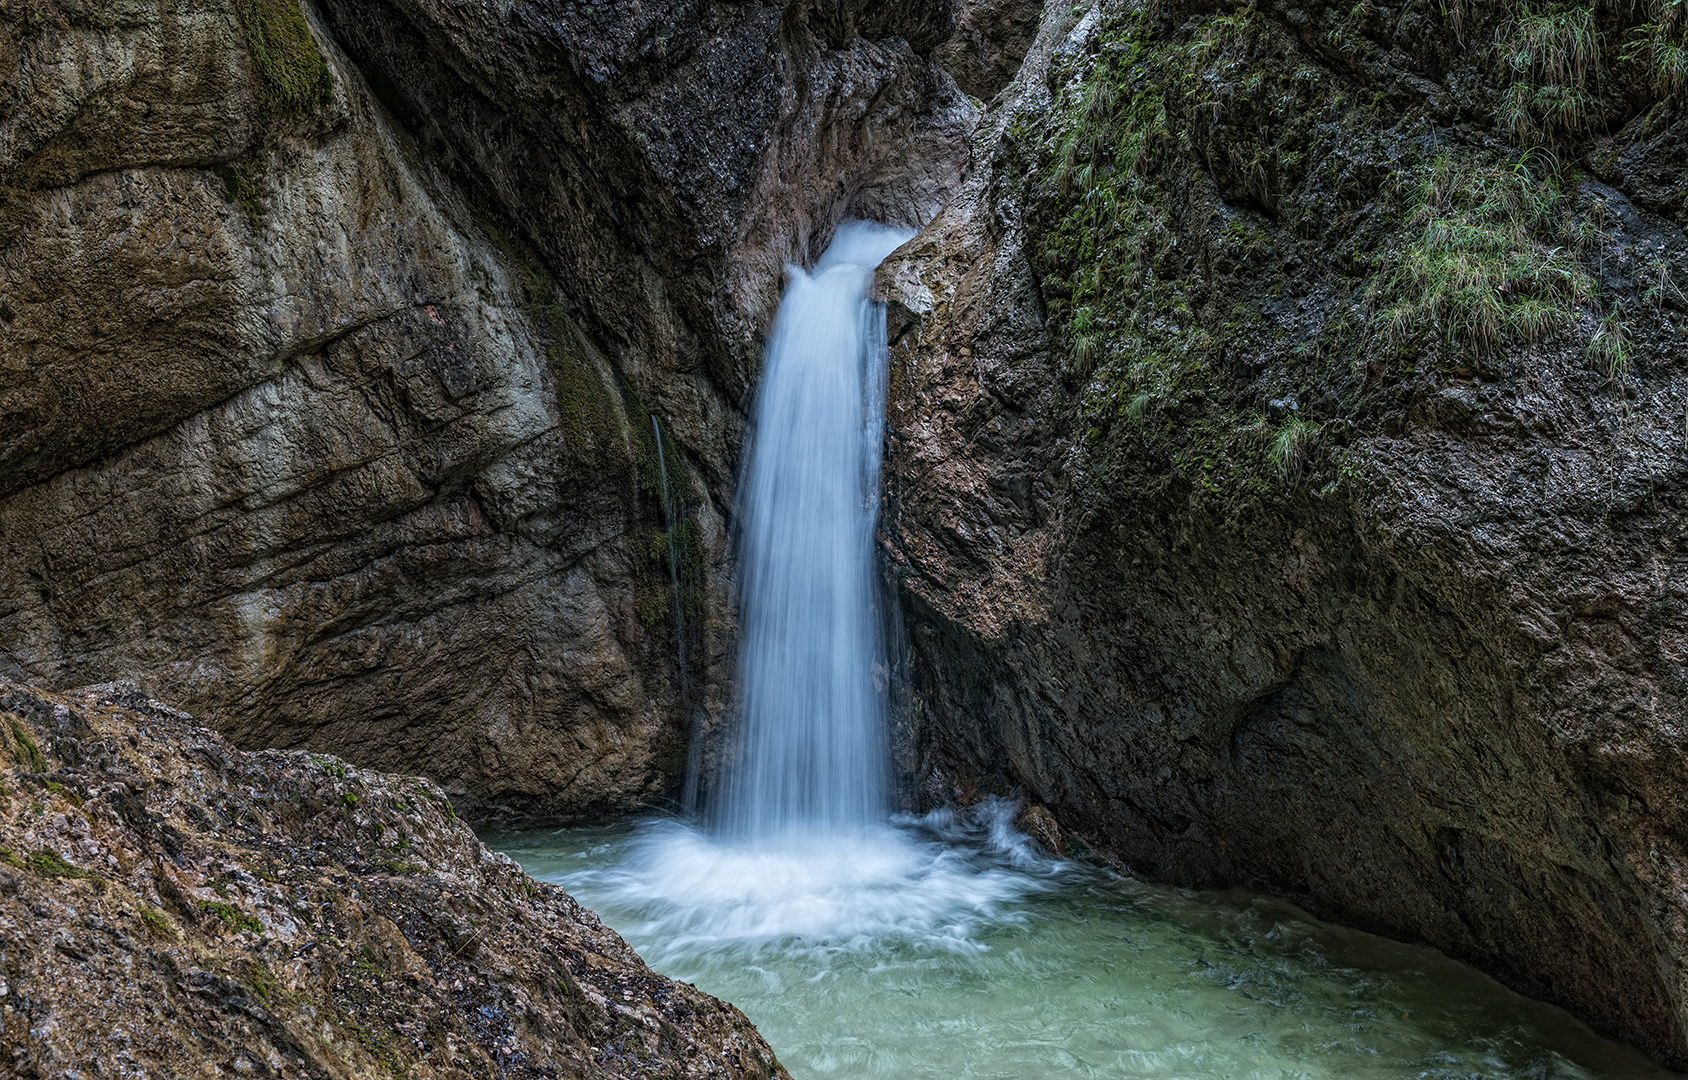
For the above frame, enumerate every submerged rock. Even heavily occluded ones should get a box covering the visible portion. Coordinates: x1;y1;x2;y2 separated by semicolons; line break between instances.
0;677;787;1078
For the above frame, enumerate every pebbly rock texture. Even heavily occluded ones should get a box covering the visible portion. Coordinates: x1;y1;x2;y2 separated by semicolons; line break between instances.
881;0;1688;1067
0;676;788;1079
0;0;975;817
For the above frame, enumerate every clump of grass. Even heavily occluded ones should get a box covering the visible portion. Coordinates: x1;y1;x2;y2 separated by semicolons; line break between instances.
1069;307;1102;375
234;0;333;114
42;780;82;808
1268;416;1320;479
139;908;176;939
1374;150;1595;352
198;900;264;934
247;964;279;1002
1625;0;1688;95
25;849;92;879
7;716;46;773
1587;309;1634;381
1497;3;1601;144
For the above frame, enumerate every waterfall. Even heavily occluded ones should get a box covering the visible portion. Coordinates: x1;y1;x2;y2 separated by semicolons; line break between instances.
559;224;1056;975
713;220;914;839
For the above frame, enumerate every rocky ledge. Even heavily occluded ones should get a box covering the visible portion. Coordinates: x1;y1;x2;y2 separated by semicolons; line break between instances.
0;677;785;1079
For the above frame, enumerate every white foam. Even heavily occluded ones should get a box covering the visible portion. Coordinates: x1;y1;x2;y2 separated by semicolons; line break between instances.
558;799;1060;969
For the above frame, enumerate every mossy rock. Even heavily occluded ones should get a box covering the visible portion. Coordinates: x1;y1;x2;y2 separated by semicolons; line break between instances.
234;0;333;115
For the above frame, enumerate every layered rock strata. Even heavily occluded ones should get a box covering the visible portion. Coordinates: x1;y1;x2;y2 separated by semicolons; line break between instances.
880;0;1688;1065
0;676;787;1078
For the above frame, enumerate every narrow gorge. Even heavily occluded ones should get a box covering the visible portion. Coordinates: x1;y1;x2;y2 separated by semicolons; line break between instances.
2;0;1686;1076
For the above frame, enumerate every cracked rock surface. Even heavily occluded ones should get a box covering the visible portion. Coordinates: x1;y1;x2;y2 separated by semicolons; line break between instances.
0;676;786;1079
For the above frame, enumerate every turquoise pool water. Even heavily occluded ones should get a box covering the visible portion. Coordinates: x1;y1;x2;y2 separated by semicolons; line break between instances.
483;804;1674;1080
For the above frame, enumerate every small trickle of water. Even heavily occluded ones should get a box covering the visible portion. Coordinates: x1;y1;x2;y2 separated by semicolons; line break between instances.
716;220;913;839
649;415;702;815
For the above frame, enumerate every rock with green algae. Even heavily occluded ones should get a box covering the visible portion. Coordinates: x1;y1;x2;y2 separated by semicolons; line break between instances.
0;677;787;1079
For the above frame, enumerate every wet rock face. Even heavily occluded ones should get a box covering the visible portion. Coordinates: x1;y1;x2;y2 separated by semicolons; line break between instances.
934;0;1043;100
0;677;788;1078
0;1;975;817
882;0;1688;1066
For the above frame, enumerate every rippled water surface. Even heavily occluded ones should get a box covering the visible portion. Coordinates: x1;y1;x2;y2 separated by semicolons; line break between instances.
483;805;1673;1080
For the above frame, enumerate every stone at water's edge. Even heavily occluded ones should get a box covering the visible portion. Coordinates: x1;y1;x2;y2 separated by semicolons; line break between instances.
877;0;1688;1067
0;677;787;1079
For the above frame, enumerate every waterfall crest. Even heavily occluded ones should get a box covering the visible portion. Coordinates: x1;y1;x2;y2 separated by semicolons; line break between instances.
714;221;914;839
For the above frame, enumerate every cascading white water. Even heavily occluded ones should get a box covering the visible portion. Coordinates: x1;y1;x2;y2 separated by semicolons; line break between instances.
500;221;1054;1048
716;220;913;839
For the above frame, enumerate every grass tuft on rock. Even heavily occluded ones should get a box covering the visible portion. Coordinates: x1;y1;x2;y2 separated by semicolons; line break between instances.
1268;416;1320;480
1371;150;1594;353
198;899;264;934
25;849;92;879
1587;308;1634;381
1497;3;1601;145
7;716;46;774
139;907;176;939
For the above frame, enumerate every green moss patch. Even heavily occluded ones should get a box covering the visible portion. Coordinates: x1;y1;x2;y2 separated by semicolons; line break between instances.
24;849;92;879
234;0;333;114
139;907;176;939
7;716;46;773
198;899;264;934
42;779;82;808
1018;1;1630;507
212;164;269;226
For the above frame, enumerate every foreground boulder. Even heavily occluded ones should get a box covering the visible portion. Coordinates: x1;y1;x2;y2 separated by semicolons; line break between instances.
0;678;785;1079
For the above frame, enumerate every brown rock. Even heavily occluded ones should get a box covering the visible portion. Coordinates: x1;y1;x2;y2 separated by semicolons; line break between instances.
0;675;788;1078
1012;802;1066;856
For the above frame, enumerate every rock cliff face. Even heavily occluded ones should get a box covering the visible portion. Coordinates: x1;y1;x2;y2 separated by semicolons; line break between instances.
0;0;974;816
0;676;786;1078
879;0;1688;1065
